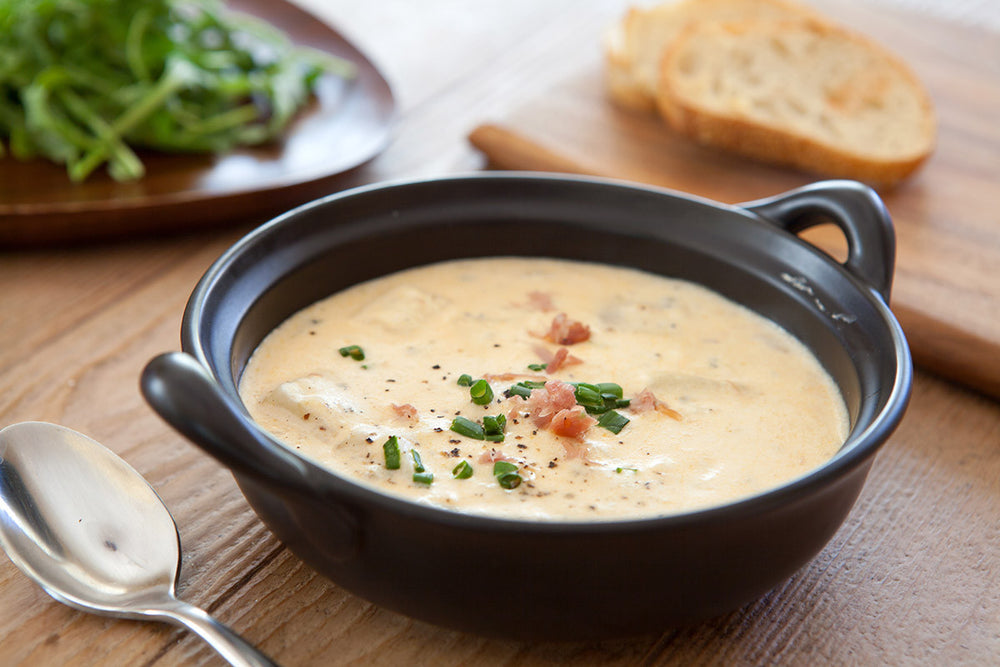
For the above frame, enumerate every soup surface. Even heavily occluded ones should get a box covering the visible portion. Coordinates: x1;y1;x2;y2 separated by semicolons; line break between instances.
239;257;849;521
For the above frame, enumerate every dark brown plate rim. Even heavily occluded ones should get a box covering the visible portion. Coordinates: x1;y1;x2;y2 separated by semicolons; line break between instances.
0;0;395;244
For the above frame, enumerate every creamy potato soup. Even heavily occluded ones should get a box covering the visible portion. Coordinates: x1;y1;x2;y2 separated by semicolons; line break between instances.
239;257;849;521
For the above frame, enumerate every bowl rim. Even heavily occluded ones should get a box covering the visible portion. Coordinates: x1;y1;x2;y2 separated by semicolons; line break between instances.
181;171;913;532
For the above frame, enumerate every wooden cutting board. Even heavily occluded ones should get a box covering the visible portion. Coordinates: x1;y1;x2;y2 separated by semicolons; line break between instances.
469;0;1000;400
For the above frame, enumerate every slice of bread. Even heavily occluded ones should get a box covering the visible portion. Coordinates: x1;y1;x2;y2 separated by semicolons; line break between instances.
655;19;936;185
604;0;821;113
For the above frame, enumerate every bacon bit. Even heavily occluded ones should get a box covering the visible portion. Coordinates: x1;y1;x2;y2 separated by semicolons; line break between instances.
526;291;555;312
390;403;419;421
532;344;554;363
549;407;597;439
559;440;587;460
545;346;583;372
478;448;510;464
506;381;598;440
525;381;578;428
533;344;583;370
657;404;683;421
631;389;657;413
631;388;683;421
535;312;591;345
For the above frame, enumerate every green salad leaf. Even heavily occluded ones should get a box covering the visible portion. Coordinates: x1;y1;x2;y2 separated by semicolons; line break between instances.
0;0;355;181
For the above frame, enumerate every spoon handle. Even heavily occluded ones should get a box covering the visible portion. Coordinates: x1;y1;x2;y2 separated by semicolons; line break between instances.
154;599;280;667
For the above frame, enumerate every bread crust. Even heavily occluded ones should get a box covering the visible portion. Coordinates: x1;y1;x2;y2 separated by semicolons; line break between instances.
603;0;822;112
655;19;935;185
604;16;657;112
659;92;931;184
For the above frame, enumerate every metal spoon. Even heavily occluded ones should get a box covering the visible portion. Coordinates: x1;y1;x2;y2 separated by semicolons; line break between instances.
0;421;278;667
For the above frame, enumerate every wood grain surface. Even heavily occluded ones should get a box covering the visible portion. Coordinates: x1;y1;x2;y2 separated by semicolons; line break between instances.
1;1;998;665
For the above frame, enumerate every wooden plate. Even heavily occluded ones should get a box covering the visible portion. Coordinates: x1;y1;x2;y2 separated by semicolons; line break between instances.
0;0;395;245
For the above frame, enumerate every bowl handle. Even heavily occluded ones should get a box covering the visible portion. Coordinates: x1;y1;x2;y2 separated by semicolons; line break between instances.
141;351;311;490
740;180;896;301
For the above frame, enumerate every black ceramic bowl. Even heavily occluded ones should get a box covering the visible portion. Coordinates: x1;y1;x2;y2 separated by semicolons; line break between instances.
141;174;911;641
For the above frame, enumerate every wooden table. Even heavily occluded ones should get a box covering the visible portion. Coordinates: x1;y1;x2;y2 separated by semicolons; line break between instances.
1;0;997;664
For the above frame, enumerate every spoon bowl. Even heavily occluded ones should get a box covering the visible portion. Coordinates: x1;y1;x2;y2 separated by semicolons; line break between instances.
0;421;276;667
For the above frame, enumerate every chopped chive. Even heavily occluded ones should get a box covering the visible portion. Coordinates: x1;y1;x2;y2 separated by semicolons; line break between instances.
493;461;517;475
596;382;624;399
569;381;631;413
470;379;494;405
615;467;638;473
457;374;473;387
597;410;630;434
493;461;518;475
412;471;434;485
482;414;506;436
527;363;547;371
452;460;474;479
481;414;507;442
450;416;485;440
574;383;604;408
493;460;522;489
522;380;547;389
504;383;532;400
383;436;401;469
338;344;365;361
411;449;425;473
497;473;521;489
498;472;520;489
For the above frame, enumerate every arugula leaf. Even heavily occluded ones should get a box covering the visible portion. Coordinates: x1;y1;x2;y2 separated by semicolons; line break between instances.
0;0;355;181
